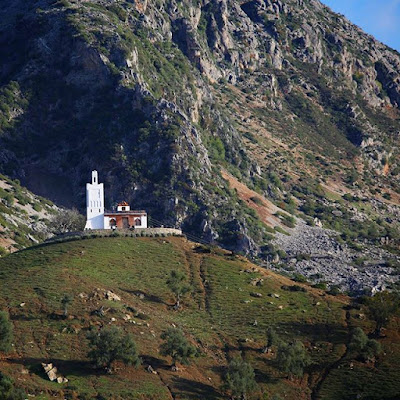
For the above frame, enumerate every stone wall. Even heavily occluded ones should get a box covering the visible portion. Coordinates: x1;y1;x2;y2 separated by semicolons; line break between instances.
48;227;183;244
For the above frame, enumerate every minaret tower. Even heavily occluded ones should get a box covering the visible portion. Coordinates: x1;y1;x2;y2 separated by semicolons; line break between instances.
84;170;105;230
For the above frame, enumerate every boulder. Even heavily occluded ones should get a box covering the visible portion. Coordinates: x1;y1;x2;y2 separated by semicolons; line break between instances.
105;290;121;301
146;365;157;374
42;363;67;383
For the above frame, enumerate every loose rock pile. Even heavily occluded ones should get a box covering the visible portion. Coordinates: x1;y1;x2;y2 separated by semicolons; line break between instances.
273;220;400;294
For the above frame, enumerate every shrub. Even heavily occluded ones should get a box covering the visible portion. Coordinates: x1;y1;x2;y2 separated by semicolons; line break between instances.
293;273;308;283
327;285;341;296
281;285;307;292
312;282;328;290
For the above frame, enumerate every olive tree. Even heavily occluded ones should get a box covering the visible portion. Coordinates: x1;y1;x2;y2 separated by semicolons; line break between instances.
276;340;310;378
366;291;399;335
349;328;382;362
222;357;258;400
160;328;198;369
263;326;280;353
87;326;140;370
0;372;26;400
166;270;190;309
61;294;73;317
50;208;85;234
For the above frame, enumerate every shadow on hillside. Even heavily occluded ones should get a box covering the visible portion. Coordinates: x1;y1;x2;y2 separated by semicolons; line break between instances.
277;321;348;344
10;314;38;322
254;367;279;384
172;377;220;400
141;355;170;370
8;357;97;378
120;288;166;305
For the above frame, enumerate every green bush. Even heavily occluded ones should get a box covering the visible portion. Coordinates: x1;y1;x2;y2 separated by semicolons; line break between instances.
327;285;341;296
293;273;308;283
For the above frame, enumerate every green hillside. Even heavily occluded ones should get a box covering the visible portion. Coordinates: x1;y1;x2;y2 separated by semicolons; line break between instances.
0;236;399;399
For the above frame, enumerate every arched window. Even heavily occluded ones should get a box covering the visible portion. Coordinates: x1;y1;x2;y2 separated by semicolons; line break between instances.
110;219;117;227
135;218;141;226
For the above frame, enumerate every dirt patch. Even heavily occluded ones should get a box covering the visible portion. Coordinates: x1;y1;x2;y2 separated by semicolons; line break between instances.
220;169;284;228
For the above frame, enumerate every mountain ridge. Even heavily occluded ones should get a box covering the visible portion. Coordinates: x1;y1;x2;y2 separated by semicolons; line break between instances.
0;0;399;288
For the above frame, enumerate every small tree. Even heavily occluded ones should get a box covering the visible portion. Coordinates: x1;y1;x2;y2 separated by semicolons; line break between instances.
166;270;190;309
276;340;310;379
349;328;382;362
0;311;13;353
263;327;279;353
366;291;399;335
61;294;73;317
159;328;198;369
222;357;258;400
50;208;85;234
348;327;368;353
87;326;141;370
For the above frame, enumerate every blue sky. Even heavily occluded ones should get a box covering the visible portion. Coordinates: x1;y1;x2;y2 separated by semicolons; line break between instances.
322;0;400;51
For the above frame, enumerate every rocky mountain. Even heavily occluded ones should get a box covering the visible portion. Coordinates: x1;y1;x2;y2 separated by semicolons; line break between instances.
0;0;399;290
0;173;57;253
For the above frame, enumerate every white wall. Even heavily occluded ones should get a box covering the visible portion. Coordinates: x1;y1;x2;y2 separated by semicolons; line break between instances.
85;171;105;230
138;215;148;229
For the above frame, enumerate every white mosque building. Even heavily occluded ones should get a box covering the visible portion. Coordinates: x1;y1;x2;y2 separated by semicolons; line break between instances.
84;170;147;230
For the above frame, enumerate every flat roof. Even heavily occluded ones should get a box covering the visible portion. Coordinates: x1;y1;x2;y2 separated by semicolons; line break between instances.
104;210;147;216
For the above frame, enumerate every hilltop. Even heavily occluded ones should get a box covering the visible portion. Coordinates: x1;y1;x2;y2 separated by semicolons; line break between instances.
0;235;399;399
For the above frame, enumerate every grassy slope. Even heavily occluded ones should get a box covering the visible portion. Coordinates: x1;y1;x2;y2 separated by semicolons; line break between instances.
0;236;399;399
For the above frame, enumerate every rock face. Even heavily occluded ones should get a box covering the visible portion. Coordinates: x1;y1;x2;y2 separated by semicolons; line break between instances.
0;0;399;260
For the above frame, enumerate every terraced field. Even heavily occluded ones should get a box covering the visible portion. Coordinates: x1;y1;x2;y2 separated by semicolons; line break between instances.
0;236;399;399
